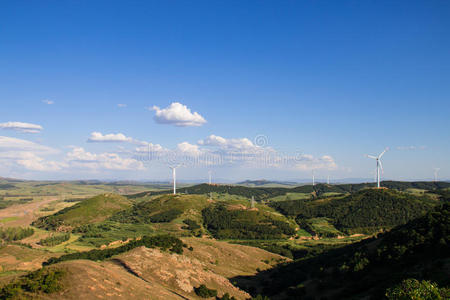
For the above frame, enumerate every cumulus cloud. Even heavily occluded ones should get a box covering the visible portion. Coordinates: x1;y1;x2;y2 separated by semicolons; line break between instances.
16;152;66;171
117;104;127;108
135;143;165;153
87;132;135;143
0;136;63;172
128;133;338;171
66;147;145;171
151;102;207;127
0;122;43;133
198;135;258;151
42;99;54;105
294;154;338;171
177;142;203;156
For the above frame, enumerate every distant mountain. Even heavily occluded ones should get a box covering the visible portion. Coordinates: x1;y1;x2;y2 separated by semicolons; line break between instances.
237;179;298;186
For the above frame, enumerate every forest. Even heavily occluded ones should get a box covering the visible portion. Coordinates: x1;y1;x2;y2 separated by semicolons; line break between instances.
270;189;440;233
232;203;450;299
202;204;295;239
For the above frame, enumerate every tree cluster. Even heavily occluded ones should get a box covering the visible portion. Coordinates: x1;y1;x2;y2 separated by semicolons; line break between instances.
43;234;184;265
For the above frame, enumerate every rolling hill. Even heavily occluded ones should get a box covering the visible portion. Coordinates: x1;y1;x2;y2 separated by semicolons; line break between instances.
32;194;132;231
270;188;442;233
0;237;286;300
126;181;450;203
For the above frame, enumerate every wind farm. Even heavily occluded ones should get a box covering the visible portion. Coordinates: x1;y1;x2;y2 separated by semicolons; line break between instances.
0;1;449;299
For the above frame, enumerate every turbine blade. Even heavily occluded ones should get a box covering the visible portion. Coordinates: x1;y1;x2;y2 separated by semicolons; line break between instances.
366;155;377;159
379;160;384;174
378;149;387;159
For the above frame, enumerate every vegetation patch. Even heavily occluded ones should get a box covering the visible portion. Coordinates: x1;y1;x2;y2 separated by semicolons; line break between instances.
44;234;184;265
202;204;295;239
39;233;71;247
0;267;65;299
386;279;450;300
74;221;154;247
194;284;217;298
0;227;34;242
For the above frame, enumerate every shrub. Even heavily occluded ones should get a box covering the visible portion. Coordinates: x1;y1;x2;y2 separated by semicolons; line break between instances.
194;284;217;298
0;227;34;241
386;279;450;300
39;233;71;246
0;268;65;299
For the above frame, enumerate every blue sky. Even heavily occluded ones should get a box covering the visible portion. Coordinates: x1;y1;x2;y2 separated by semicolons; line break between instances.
0;0;449;181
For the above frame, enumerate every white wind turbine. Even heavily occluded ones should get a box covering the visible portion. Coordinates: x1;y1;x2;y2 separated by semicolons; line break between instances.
208;170;212;185
434;168;440;182
312;170;315;186
169;164;182;195
366;148;388;188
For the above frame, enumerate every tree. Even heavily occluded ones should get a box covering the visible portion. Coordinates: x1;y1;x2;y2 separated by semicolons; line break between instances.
386;279;449;300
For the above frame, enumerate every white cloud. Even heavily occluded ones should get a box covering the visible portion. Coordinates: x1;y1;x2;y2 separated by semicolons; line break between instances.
66;147;145;171
88;132;135;143
0;136;63;172
396;145;427;151
294;154;338;171
177;142;203;156
42;99;54;105
151;102;207;127
117;104;127;108
16;152;66;171
0;122;43;133
198;135;257;151
0;136;56;154
135;142;166;153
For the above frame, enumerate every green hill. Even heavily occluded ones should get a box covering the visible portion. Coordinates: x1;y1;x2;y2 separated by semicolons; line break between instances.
233;203;450;299
202;204;296;240
32;193;132;231
270;189;441;234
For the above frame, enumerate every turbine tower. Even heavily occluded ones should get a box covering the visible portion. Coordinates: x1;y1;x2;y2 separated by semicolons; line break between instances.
312;170;315;186
169;165;181;195
434;168;440;182
327;175;330;185
366;148;388;188
208;170;212;185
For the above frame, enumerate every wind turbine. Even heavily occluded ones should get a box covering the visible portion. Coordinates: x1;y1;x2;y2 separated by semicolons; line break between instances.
366;148;388;188
312;170;315;186
327;175;330;185
434;168;440;182
169;164;182;195
208;170;212;185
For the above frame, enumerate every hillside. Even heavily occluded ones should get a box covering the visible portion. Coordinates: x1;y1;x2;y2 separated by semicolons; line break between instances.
270;188;441;233
202;204;296;239
0;237;285;300
32;194;132;231
232;203;450;299
110;194;209;225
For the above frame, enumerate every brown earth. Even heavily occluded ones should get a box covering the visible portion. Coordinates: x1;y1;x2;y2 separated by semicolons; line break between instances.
7;238;287;299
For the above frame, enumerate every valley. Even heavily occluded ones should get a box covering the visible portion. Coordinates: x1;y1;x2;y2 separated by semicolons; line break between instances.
0;179;448;299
